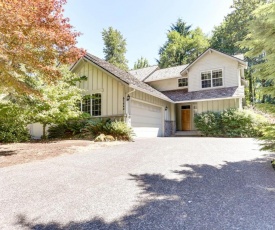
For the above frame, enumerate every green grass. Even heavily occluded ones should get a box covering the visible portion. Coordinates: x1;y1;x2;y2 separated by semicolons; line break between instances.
255;103;275;116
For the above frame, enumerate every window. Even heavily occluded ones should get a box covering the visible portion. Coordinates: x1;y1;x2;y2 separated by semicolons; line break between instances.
81;96;91;114
91;93;101;116
178;78;188;87
201;69;223;88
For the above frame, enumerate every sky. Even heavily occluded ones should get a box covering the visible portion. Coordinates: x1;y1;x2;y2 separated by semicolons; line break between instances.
64;0;233;69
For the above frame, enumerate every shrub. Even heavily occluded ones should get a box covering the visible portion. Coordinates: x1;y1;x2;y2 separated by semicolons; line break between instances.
0;103;30;143
194;109;266;137
47;119;89;139
82;119;133;141
106;121;134;141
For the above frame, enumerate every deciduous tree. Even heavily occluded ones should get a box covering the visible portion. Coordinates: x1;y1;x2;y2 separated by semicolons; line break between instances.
0;0;84;94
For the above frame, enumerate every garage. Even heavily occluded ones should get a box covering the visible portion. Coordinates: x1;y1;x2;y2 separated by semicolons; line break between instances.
130;100;163;137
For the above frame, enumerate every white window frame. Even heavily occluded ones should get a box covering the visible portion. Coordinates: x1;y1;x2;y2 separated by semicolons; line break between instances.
178;77;188;88
201;69;223;89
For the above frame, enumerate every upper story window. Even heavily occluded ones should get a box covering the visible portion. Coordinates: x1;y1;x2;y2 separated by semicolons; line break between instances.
178;78;188;87
79;94;102;116
201;69;223;88
91;93;101;116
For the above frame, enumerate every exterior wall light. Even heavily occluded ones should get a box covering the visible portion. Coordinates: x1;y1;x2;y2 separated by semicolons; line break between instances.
165;106;168;111
127;95;130;101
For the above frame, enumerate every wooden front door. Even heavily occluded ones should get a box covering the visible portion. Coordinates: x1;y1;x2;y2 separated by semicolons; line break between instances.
181;109;191;131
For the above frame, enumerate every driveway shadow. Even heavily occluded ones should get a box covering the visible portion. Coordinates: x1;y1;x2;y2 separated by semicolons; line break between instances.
16;154;275;230
0;150;16;156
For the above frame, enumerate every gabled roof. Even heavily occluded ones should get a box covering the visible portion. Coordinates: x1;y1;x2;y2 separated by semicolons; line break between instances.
129;66;159;82
71;53;173;102
145;64;189;82
162;86;244;103
180;48;247;75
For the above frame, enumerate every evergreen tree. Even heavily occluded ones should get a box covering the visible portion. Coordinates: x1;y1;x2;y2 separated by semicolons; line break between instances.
102;27;128;71
158;19;209;68
133;57;149;69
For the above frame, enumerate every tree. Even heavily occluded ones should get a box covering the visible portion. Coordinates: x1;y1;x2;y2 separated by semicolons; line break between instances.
0;0;84;94
102;27;128;71
240;2;275;98
158;19;209;68
28;65;83;138
210;0;267;55
210;0;268;103
133;57;149;69
169;18;191;36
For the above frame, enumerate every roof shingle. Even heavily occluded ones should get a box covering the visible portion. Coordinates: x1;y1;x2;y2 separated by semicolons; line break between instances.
83;53;172;102
129;66;159;81
162;86;244;102
145;64;189;82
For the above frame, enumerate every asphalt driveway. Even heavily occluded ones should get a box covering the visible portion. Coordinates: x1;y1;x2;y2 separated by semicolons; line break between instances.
1;137;275;230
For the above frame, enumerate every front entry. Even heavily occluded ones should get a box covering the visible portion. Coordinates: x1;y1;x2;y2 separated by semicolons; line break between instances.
181;105;191;131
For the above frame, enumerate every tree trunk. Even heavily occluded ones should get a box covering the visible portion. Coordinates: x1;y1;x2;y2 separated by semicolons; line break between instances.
42;123;47;139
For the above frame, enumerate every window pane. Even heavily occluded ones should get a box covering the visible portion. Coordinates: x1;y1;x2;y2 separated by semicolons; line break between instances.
213;78;223;87
212;70;222;79
202;80;211;88
201;72;211;80
92;93;101;116
178;78;188;87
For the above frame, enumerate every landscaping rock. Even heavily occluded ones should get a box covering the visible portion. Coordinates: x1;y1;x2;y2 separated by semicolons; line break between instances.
94;134;115;142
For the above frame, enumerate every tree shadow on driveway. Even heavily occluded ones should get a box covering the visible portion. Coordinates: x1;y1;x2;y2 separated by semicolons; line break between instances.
16;154;275;230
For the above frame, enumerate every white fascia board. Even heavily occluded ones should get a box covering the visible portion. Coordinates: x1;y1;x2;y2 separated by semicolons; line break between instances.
175;96;244;104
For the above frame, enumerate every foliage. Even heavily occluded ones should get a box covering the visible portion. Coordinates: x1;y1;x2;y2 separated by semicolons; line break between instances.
105;120;134;141
29;65;83;138
240;1;275;98
158;19;209;68
102;27;128;71
0;0;84;94
194;109;266;137
259;124;275;152
255;103;275;116
48;118;133;141
47;118;89;139
0;102;30;143
210;0;266;55
133;57;149;69
210;0;267;103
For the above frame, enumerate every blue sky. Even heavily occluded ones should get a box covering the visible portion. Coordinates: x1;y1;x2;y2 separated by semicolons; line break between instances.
64;0;233;69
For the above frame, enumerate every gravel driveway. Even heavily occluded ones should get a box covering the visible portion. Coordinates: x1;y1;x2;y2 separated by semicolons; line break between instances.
1;137;275;230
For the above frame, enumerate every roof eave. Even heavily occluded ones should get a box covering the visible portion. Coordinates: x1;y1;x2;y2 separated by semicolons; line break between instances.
129;84;174;103
174;95;244;104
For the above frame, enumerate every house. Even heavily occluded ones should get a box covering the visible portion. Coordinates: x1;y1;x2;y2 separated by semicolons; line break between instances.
70;48;247;138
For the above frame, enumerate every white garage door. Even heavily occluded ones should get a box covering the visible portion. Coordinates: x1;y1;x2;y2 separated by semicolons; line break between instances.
130;100;163;138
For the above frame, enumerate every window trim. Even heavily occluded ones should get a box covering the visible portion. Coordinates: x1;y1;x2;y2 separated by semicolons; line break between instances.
200;68;223;89
178;77;188;88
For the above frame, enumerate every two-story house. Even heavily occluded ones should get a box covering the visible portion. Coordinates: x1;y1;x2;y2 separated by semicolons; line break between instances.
29;49;247;138
67;48;247;138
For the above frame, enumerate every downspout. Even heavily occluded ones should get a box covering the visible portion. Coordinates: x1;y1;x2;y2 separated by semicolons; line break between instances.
125;88;135;125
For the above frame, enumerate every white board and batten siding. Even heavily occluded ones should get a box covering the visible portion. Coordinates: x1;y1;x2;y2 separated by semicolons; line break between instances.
75;61;125;117
196;98;241;113
186;51;241;92
75;61;174;138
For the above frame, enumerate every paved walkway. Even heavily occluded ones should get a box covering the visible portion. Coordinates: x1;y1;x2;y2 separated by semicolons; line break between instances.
1;138;275;230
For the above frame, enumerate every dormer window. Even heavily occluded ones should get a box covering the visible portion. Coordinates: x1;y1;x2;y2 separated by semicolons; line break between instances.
201;69;223;88
178;78;188;87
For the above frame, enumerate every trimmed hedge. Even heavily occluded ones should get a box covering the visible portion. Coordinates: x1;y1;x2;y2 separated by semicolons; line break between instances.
194;109;267;137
